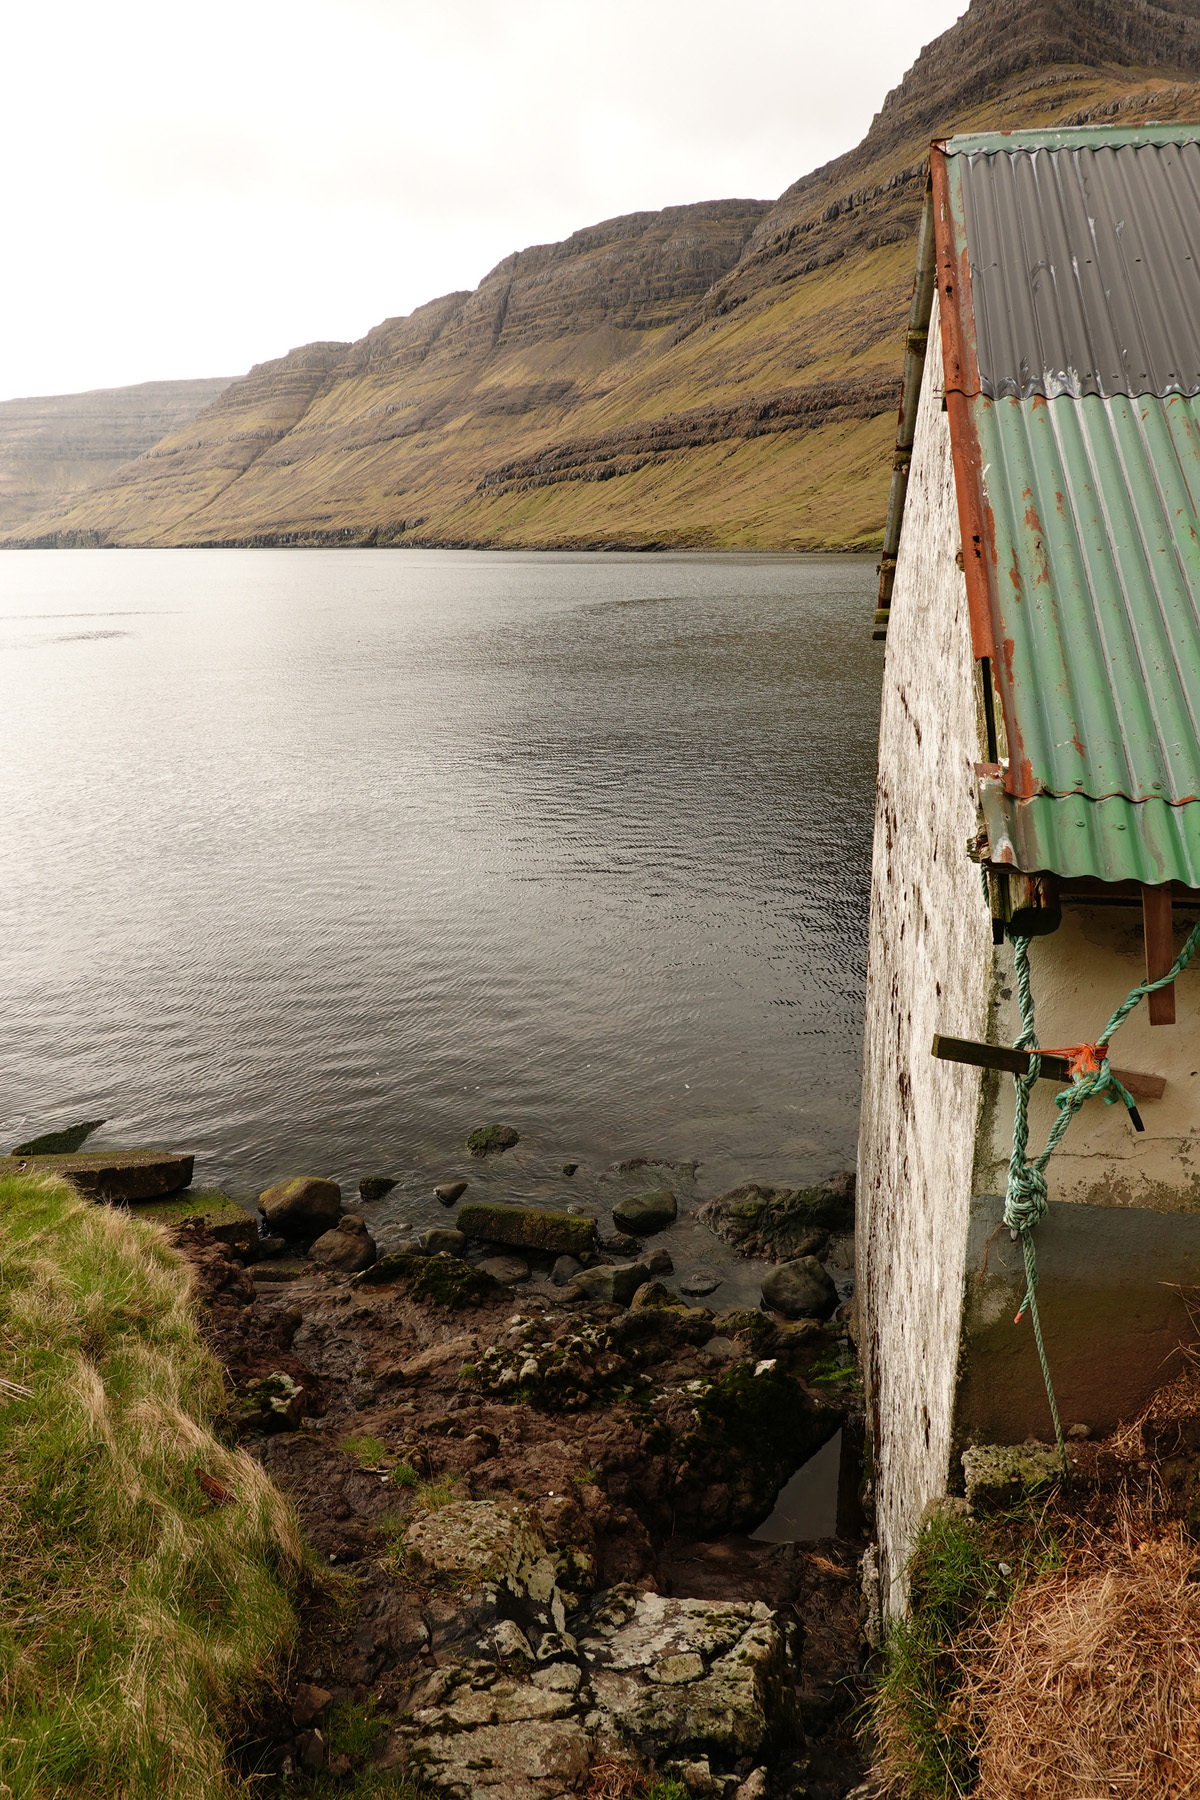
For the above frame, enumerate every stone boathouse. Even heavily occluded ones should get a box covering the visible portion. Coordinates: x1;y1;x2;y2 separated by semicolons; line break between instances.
858;123;1200;1611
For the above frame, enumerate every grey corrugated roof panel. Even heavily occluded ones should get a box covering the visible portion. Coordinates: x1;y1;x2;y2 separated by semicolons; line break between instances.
948;135;1200;400
978;779;1200;886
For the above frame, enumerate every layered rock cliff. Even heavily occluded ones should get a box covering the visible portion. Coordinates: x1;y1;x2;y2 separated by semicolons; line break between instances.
0;377;231;535
14;0;1200;552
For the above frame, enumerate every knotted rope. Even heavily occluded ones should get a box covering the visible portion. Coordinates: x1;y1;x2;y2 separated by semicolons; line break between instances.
1004;913;1200;1458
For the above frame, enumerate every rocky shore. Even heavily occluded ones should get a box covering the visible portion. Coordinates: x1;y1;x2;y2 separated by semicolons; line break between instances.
171;1148;869;1798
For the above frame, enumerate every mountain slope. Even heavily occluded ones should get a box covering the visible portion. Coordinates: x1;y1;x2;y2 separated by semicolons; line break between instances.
15;0;1200;552
0;377;232;534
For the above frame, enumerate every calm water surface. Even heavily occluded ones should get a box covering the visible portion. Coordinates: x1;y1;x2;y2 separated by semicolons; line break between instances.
1;549;882;1272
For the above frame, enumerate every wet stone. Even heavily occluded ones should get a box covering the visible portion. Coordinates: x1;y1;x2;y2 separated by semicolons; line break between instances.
613;1188;678;1236
358;1175;396;1202
422;1227;467;1257
760;1256;838;1320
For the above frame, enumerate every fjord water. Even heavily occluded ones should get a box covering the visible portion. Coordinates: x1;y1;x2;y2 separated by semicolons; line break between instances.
1;549;881;1233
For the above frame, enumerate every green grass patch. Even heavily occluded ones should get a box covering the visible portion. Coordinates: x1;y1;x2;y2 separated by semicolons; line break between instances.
411;1473;458;1514
0;1172;307;1798
390;1461;419;1489
870;1506;1063;1797
325;1697;384;1760
339;1433;389;1468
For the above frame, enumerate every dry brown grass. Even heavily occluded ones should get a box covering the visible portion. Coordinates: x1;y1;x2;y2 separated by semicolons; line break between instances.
966;1515;1200;1799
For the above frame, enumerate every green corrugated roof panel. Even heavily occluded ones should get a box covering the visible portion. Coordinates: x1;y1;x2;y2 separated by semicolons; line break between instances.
979;780;1200;886
974;391;1200;809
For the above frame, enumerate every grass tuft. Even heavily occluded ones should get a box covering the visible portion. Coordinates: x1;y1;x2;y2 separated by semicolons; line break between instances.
0;1173;307;1799
339;1433;389;1469
870;1506;1062;1798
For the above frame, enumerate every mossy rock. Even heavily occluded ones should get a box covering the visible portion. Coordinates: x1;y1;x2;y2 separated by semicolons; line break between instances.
0;1149;194;1201
135;1189;258;1248
457;1202;597;1256
11;1119;105;1157
712;1309;778;1353
359;1175;397;1201
677;1362;840;1526
354;1252;499;1309
697;1174;853;1261
465;1124;520;1158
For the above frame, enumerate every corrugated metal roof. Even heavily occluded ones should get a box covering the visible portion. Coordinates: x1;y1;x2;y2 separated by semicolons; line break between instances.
951;138;1200;400
932;124;1200;886
973;390;1200;804
978;780;1200;886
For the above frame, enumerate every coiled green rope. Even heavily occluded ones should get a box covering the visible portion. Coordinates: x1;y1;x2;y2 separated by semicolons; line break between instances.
1005;914;1200;1458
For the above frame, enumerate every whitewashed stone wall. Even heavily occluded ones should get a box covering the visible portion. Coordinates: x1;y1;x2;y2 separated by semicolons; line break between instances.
856;297;994;1612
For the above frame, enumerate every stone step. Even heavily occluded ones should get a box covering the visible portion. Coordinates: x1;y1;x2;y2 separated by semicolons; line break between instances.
0;1149;194;1201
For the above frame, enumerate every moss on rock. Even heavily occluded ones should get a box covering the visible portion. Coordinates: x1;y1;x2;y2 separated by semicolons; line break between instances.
677;1362;840;1524
466;1124;520;1157
457;1202;597;1256
355;1251;499;1309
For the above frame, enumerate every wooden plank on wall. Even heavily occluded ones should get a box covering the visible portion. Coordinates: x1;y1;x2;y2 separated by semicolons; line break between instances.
1143;885;1176;1026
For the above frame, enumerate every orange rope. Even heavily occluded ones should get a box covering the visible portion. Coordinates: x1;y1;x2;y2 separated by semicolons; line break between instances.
1038;1040;1108;1079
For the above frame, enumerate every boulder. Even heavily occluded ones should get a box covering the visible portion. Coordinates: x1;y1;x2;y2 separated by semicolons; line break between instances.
760;1257;839;1320
962;1442;1063;1512
565;1261;651;1307
466;1124;520;1157
613;1188;677;1236
309;1214;377;1272
552;1255;581;1286
458;1202;597;1257
358;1175;396;1201
583;1591;796;1760
404;1500;556;1597
259;1176;342;1238
645;1246;674;1275
697;1171;854;1261
435;1180;468;1205
0;1149;195;1201
423;1227;467;1257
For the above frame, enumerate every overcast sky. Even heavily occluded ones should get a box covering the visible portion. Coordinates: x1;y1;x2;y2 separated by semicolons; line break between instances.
3;0;965;401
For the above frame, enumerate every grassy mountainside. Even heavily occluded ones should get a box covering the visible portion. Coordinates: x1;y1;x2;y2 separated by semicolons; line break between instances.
0;377;231;534
14;0;1200;553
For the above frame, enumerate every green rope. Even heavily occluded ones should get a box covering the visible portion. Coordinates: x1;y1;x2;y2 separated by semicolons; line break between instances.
1005;913;1200;1459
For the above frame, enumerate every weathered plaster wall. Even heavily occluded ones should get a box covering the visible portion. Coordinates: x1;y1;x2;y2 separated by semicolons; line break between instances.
856;296;993;1612
977;909;1200;1209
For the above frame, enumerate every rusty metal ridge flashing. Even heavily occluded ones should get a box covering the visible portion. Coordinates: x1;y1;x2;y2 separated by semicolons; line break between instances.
931;142;1001;682
874;167;937;640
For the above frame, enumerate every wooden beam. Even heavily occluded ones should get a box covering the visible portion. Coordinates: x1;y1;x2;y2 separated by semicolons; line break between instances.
1143;885;1176;1026
931;1033;1164;1120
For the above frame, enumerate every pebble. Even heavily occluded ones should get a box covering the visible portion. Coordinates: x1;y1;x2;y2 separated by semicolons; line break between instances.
478;1253;531;1283
679;1272;722;1296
